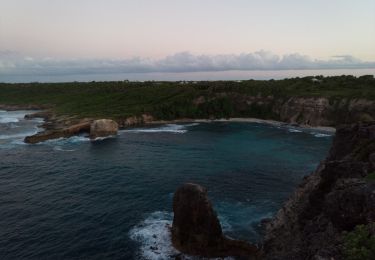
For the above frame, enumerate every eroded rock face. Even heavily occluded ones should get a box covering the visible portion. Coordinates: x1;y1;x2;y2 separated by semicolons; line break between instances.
89;119;118;139
262;122;375;260
172;183;259;258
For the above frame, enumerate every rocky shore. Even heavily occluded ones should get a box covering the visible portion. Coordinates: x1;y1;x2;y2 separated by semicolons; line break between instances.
4;94;375;143
22;111;118;144
21;111;336;144
262;122;375;259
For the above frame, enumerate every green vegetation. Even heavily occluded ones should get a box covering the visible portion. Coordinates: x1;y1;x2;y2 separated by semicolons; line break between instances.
0;75;374;120
365;172;375;181
343;224;375;260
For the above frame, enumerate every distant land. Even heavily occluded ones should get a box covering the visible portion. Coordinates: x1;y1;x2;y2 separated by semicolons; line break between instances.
1;68;374;83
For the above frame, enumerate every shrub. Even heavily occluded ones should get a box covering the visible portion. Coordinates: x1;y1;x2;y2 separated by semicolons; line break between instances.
343;224;375;260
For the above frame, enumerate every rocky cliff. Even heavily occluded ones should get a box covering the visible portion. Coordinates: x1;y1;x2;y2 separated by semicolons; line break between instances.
262;122;375;259
195;94;375;127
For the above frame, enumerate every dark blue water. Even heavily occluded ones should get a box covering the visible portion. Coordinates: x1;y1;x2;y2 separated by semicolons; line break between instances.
0;111;332;259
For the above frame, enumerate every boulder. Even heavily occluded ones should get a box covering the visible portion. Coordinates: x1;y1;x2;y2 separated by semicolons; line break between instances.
89;119;118;139
172;183;259;258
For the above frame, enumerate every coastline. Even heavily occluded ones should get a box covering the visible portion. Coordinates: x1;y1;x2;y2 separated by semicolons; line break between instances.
1;106;336;144
147;117;336;133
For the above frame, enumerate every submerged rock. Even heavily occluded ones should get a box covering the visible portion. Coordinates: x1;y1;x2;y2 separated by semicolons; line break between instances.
172;183;259;258
89;119;118;139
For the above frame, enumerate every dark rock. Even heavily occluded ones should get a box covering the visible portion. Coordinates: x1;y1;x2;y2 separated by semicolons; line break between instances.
369;152;375;171
172;183;259;258
24;111;52;120
324;179;375;230
263;122;375;260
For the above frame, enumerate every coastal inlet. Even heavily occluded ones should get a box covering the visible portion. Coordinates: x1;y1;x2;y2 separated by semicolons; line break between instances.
0;110;332;259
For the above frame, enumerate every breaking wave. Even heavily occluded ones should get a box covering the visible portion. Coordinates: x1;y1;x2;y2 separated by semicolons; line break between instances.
128;211;180;260
129;211;235;260
122;123;199;134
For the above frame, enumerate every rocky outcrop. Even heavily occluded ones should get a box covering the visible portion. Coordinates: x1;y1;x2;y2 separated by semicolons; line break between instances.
262;122;375;259
24;121;91;144
24;118;120;143
89;119;118;139
172;183;260;258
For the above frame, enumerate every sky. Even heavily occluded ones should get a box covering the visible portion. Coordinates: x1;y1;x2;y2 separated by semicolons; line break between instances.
0;0;375;81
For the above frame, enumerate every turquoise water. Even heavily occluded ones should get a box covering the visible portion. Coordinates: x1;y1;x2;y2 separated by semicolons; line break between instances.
0;111;332;259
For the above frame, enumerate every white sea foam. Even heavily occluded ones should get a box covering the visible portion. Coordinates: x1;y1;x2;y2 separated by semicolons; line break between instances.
129;211;235;260
91;135;117;141
53;146;76;152
43;135;90;145
0;117;19;123
129;211;180;260
288;128;303;133
123;124;195;134
0;110;30;124
284;125;333;138
0;131;37;140
312;132;332;138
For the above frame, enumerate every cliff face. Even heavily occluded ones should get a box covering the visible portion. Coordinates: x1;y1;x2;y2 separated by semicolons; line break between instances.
277;97;375;126
262;122;375;259
199;93;375;127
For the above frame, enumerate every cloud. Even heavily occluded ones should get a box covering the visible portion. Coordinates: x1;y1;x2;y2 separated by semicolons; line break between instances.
0;50;374;77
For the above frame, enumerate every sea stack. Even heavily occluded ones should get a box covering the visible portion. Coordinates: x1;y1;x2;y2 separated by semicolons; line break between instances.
90;119;118;139
172;183;259;258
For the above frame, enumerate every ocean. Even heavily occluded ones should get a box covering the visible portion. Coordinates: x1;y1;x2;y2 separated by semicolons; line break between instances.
0;110;332;259
1;68;374;83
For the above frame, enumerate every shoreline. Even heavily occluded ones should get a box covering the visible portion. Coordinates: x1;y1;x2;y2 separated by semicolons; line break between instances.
1;107;336;144
146;117;336;133
0;105;336;133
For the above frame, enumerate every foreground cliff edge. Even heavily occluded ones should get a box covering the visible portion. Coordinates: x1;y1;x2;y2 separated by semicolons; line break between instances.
264;122;375;259
172;122;374;259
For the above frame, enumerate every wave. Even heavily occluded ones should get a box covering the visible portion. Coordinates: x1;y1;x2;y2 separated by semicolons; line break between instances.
53;146;76;152
311;132;332;138
283;125;333;138
288;128;303;133
128;211;180;260
0;131;37;140
0;110;30;124
0;117;20;123
122;123;199;134
129;211;235;260
43;135;90;145
91;135;117;141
